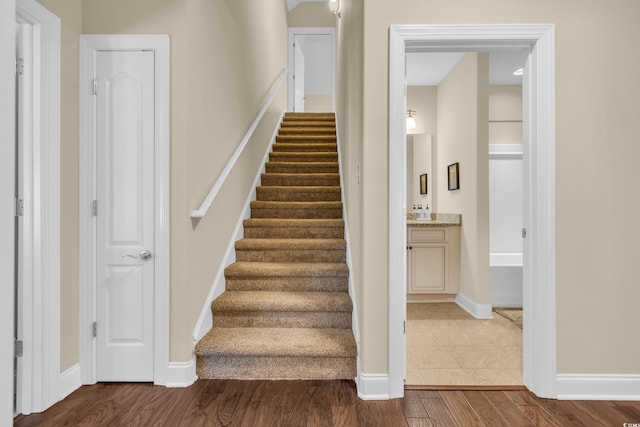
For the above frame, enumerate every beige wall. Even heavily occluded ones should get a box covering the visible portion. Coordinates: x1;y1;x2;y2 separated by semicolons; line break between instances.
356;0;640;375
335;0;365;366
407;86;437;136
489;85;522;144
44;0;288;369
288;2;336;28
436;53;490;304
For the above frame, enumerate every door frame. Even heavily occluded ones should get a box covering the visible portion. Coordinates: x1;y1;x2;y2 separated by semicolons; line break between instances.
14;0;60;415
287;27;336;112
79;35;171;385
388;25;556;399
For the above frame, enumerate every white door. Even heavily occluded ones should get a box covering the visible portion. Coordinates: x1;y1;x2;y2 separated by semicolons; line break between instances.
95;50;155;381
294;38;305;112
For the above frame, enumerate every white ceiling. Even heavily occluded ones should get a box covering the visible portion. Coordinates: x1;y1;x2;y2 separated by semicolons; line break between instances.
406;49;528;86
287;0;327;12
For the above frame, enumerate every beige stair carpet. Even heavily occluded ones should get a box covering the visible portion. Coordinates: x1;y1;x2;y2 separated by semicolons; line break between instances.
196;112;357;380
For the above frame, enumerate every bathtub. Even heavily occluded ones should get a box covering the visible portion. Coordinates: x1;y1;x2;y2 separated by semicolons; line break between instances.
490;253;523;308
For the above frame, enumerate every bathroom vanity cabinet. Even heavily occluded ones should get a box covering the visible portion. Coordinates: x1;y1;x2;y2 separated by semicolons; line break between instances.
407;223;461;297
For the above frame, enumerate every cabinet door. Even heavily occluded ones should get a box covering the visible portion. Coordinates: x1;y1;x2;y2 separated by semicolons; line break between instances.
409;244;448;293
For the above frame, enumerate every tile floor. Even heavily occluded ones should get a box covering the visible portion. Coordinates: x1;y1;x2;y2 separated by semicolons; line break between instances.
406;302;523;386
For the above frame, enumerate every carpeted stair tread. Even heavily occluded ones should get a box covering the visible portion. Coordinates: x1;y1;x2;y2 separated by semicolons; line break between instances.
212;291;352;313
224;262;348;292
280;121;335;128
279;127;336;135
276;135;336;143
265;162;339;174
261;173;340;187
272;143;337;152
250;201;342;209
243;218;344;229
196;327;356;358
269;152;338;162
256;186;341;202
225;261;348;279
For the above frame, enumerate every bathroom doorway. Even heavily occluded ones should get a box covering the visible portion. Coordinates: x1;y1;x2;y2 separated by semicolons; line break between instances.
388;24;557;400
404;50;526;387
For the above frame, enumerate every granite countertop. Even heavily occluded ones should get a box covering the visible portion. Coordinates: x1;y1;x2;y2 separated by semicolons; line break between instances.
406;213;461;227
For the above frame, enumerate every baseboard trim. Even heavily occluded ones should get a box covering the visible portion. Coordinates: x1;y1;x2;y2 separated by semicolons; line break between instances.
357;373;390;400
59;364;81;400
557;374;640;401
455;293;493;319
164;357;197;388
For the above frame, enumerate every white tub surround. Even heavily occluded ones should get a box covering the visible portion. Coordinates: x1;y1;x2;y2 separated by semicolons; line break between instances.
489;144;523;308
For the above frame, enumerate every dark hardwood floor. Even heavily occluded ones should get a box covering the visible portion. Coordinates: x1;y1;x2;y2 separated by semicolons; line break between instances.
14;380;640;426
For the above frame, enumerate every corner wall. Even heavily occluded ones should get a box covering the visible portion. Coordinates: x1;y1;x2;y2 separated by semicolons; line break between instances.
436;53;490;304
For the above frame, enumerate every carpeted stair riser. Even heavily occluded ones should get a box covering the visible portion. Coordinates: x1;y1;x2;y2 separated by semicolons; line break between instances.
225;276;348;292
235;238;346;263
250;201;342;219
261;173;339;187
243;220;344;239
276;135;336;143
211;289;352;329
224;261;348;292
213;311;352;329
272;143;337;152
269;152;338;163
196;356;355;380
278;127;336;135
280;121;335;128
235;248;345;263
256;186;341;202
265;162;339;174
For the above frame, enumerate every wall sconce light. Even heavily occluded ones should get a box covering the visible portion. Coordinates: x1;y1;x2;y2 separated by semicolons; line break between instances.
406;109;417;130
329;0;341;17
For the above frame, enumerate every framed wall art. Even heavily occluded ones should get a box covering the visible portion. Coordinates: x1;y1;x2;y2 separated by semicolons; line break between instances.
419;173;427;194
448;162;459;191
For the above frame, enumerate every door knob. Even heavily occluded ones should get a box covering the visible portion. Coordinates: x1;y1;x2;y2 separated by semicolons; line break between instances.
123;250;153;261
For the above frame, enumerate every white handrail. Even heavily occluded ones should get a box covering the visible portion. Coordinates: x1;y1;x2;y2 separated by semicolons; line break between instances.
190;69;288;218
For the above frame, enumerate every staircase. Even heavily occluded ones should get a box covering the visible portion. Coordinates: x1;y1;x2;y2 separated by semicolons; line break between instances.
195;112;357;380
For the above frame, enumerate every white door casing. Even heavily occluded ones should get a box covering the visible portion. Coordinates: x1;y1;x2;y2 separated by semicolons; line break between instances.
14;0;60;415
80;35;170;386
95;50;155;381
388;25;556;400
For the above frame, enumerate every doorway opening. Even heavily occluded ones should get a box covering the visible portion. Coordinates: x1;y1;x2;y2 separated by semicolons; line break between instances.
288;28;336;112
388;24;557;400
404;50;526;387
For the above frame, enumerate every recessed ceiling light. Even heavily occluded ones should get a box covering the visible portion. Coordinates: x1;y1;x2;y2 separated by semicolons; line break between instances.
513;68;524;76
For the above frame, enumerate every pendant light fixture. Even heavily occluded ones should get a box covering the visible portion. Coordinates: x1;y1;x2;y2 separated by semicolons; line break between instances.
406;109;417;131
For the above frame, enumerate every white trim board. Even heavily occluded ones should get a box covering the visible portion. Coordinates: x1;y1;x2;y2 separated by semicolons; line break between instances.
15;0;61;415
59;364;81;401
455;293;493;320
79;35;171;386
1;0;17;423
388;24;557;400
357;373;390;401
557;374;640;401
